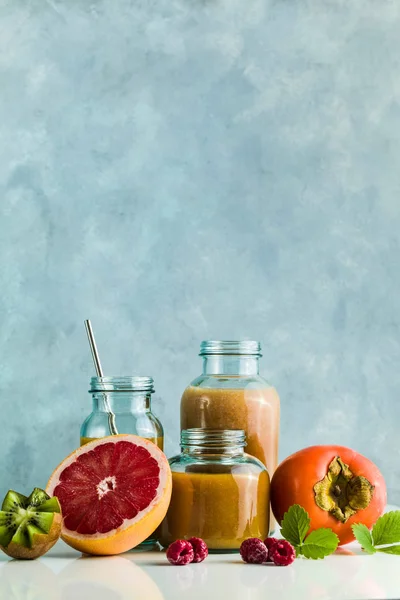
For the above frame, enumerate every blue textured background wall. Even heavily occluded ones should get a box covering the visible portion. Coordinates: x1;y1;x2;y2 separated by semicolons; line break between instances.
1;1;400;504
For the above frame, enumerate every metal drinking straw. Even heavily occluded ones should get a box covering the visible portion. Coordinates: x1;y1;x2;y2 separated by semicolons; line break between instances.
84;319;118;435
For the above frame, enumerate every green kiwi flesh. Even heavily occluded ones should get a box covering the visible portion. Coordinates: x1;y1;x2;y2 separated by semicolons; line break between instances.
0;488;61;549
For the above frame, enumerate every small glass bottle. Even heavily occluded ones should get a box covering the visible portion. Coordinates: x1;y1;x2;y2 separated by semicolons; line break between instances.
159;429;270;552
80;376;164;547
80;376;163;450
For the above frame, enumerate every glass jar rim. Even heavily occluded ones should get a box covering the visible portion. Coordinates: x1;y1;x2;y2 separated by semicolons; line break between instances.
89;376;154;393
199;340;261;357
181;428;246;449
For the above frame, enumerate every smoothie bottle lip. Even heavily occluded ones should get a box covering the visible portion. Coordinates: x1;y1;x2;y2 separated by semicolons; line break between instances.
199;340;262;357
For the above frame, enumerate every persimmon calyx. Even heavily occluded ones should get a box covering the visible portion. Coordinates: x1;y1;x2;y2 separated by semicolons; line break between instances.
313;456;375;523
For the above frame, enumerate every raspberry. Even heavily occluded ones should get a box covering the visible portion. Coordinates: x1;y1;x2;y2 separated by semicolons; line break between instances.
188;537;208;563
240;538;269;564
264;537;279;561
166;540;194;566
269;539;296;566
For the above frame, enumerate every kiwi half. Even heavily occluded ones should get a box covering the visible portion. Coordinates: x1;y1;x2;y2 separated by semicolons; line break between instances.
0;488;62;559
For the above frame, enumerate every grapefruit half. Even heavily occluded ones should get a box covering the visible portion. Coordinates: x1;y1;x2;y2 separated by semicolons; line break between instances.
46;435;172;555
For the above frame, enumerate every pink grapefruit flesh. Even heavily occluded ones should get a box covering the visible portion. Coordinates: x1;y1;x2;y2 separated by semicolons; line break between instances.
46;435;172;555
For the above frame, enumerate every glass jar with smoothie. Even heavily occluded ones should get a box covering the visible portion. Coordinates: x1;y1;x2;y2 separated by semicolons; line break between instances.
81;376;163;449
180;340;279;530
80;376;164;546
159;429;270;551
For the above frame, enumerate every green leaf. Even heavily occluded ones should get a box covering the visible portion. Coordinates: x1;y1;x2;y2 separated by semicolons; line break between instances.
293;544;303;557
351;523;376;554
372;511;400;546
280;504;310;547
377;545;400;555
301;528;339;560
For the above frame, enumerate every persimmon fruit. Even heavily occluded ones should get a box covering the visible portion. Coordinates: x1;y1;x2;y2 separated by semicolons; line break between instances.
270;445;387;545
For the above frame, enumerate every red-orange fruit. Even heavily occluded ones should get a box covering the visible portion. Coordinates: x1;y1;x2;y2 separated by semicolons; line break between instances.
271;445;387;545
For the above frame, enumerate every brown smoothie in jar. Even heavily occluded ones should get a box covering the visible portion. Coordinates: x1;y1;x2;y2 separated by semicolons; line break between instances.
160;469;270;550
181;386;280;477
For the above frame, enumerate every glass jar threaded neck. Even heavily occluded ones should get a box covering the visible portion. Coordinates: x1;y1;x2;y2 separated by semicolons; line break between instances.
181;429;246;455
199;340;261;357
199;341;261;376
89;376;154;393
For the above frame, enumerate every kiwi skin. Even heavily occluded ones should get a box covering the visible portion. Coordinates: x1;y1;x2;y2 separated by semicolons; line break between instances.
0;513;62;560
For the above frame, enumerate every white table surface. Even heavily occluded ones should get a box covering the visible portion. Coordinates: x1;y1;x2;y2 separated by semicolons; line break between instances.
1;536;400;600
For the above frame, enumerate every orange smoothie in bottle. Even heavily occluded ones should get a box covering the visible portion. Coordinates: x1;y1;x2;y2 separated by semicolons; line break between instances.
160;429;270;551
181;386;279;476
